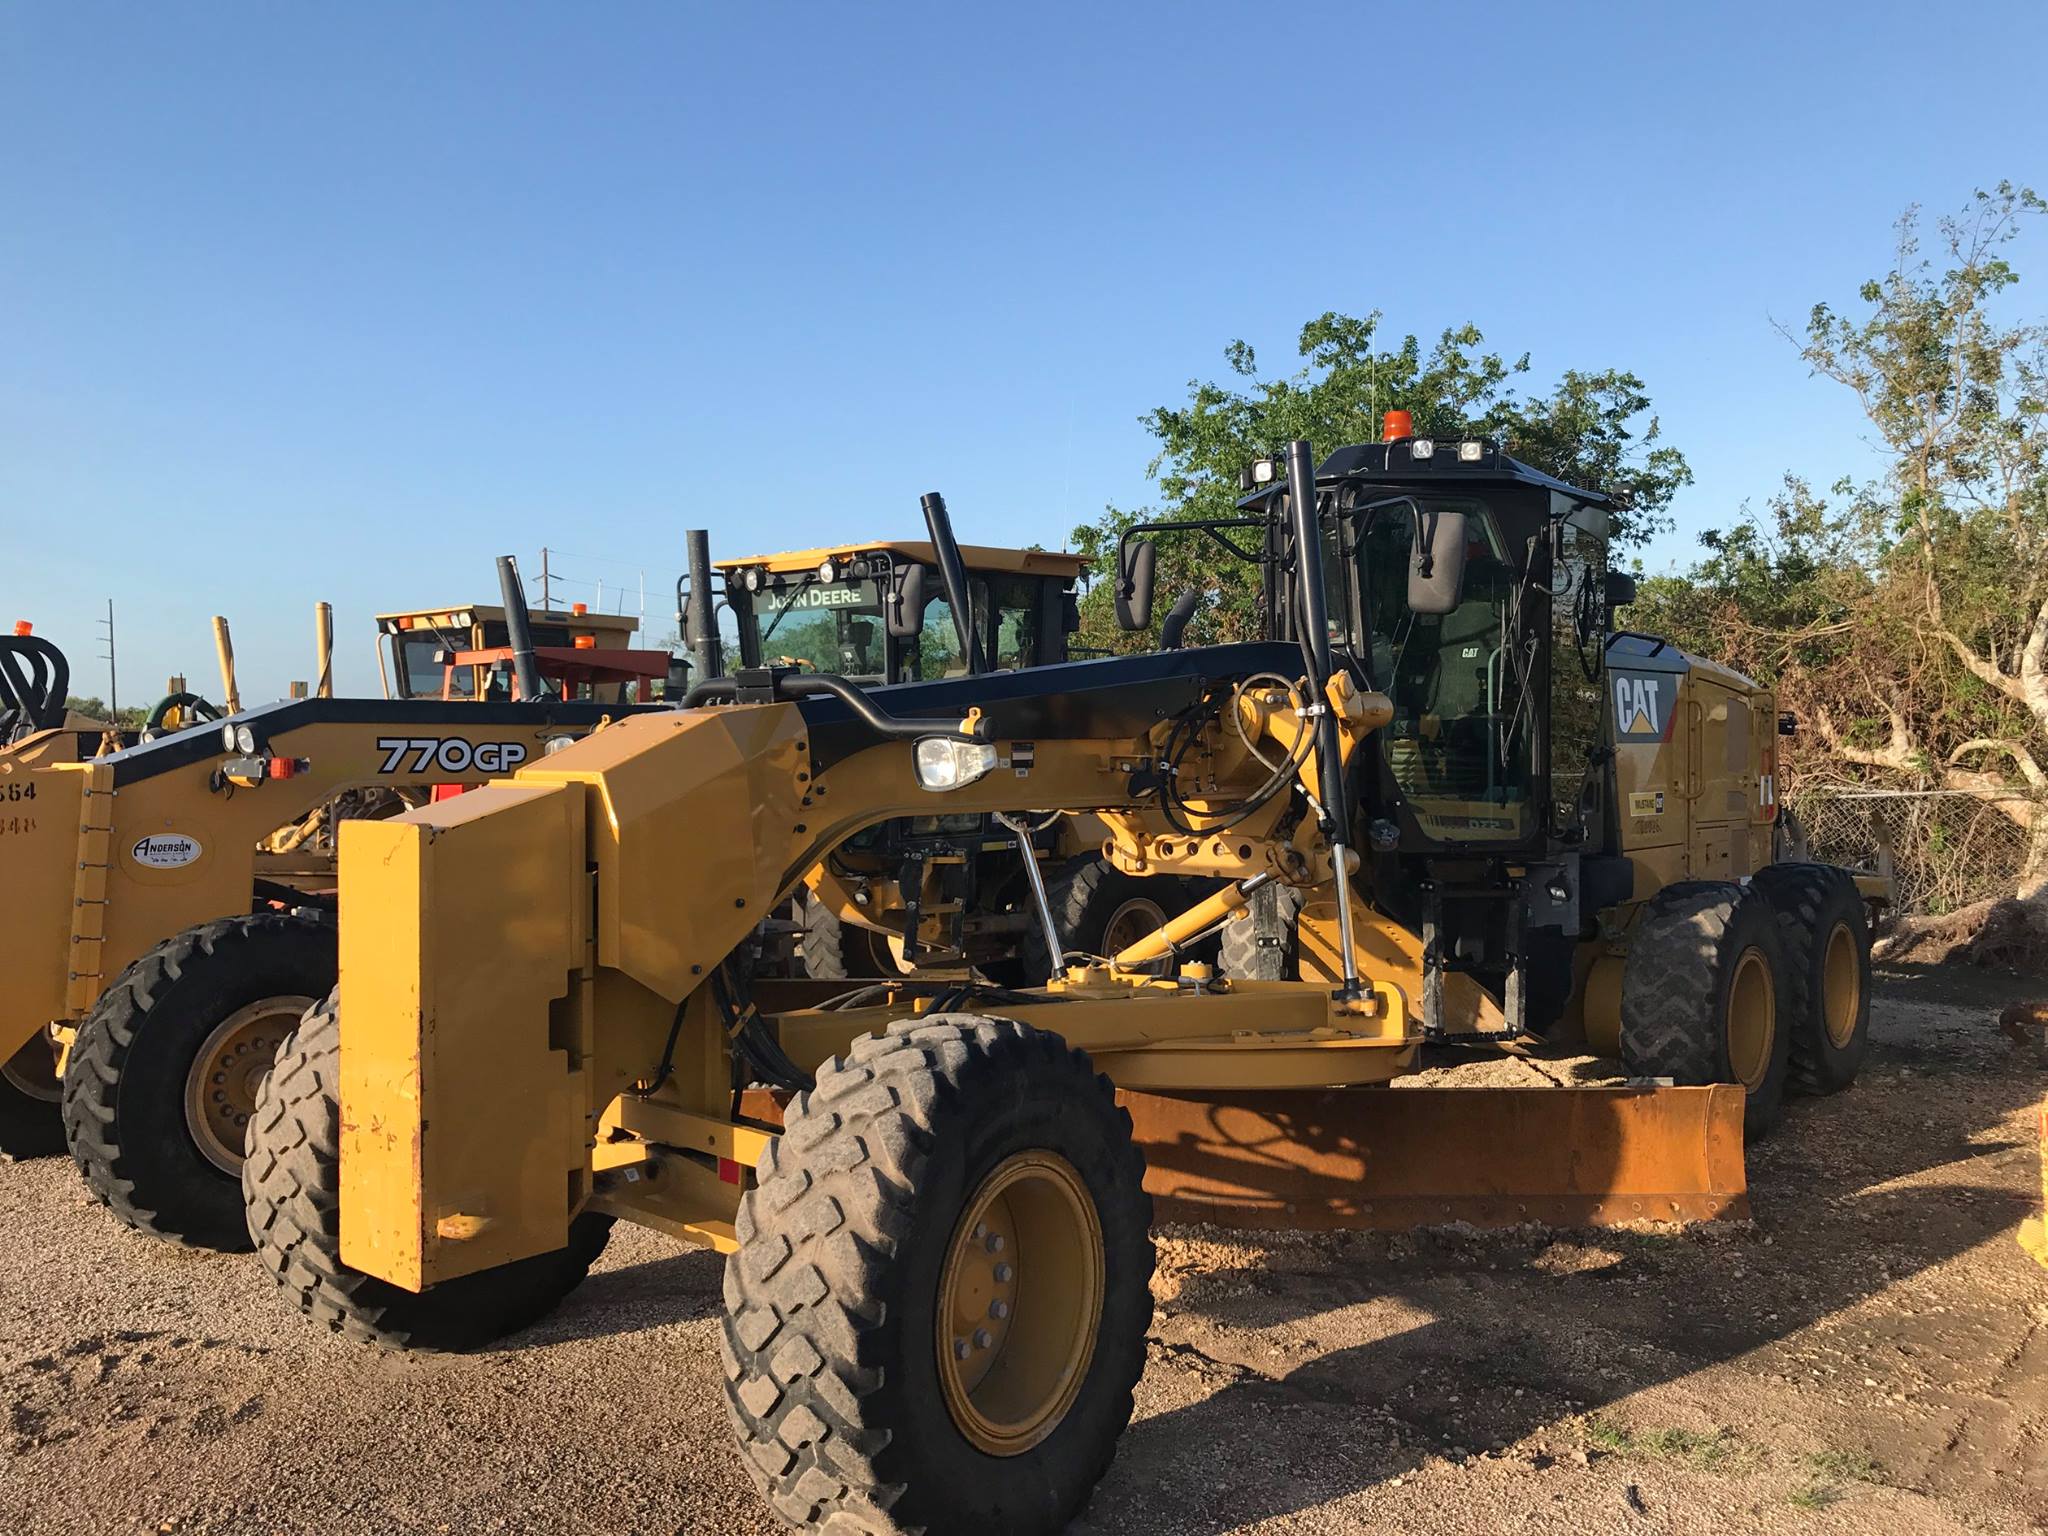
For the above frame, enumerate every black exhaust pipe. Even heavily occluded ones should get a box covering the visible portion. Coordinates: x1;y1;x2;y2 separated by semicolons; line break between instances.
684;528;721;684
919;491;982;673
496;554;546;703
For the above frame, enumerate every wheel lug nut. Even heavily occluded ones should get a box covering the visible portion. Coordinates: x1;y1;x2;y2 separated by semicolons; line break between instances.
971;1222;985;1239
985;1232;1004;1254
994;1262;1013;1283
953;1337;969;1360
989;1300;1009;1320
973;1329;993;1350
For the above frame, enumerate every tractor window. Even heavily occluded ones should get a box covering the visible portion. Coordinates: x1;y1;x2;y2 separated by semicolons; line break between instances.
1360;500;1534;842
989;578;1042;670
913;596;969;679
398;634;473;700
902;579;987;681
751;578;886;679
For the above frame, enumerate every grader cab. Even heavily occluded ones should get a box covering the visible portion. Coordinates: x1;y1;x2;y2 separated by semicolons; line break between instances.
243;442;1873;1534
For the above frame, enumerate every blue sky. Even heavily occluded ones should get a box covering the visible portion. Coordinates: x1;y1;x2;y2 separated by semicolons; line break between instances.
4;2;2043;702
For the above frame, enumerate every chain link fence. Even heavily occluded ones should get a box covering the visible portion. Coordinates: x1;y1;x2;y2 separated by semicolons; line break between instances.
1785;786;2044;917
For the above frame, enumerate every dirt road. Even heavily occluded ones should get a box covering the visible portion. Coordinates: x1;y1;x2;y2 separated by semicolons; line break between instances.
2;964;2043;1535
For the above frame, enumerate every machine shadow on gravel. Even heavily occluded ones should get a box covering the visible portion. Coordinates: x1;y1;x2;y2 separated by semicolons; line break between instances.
1090;1006;2045;1535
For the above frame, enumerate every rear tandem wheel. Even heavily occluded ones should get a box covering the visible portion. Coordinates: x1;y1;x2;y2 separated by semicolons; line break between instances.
1;1035;65;1161
62;912;336;1249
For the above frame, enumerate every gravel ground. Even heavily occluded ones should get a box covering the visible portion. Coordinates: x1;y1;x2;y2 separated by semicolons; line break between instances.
2;963;2043;1535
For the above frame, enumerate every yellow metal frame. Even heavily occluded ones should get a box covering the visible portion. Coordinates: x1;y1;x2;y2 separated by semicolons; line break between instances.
334;681;1436;1286
0;712;625;1068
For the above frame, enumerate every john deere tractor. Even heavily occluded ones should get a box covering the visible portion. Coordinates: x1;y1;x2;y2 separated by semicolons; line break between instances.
683;534;1201;980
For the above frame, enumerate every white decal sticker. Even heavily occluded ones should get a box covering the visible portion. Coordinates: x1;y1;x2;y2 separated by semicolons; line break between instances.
131;832;203;869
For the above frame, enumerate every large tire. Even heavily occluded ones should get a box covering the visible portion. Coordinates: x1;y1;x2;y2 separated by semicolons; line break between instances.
242;990;613;1350
1;1036;65;1160
1752;863;1871;1096
1620;881;1792;1138
1019;858;1187;981
62;912;335;1249
1219;882;1306;981
722;1015;1153;1534
798;891;901;980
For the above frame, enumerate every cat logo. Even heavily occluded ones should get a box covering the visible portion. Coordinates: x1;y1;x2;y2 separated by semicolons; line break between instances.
1611;672;1675;743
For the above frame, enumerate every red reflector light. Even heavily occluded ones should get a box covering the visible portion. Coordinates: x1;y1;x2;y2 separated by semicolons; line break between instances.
266;757;293;780
430;783;470;802
1382;409;1414;441
717;1157;742;1185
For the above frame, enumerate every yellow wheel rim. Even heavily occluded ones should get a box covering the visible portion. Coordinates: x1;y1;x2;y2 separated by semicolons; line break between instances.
1726;949;1776;1092
1822;921;1861;1048
935;1151;1104;1456
183;996;312;1174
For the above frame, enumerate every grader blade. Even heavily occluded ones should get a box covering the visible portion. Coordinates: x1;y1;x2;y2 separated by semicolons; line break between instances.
1120;1084;1749;1231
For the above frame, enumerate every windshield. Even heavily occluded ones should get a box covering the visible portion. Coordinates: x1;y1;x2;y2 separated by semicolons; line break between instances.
1357;499;1534;843
751;577;888;679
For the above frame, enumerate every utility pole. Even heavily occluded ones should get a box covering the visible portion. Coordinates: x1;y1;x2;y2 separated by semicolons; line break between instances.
96;599;117;714
538;548;556;613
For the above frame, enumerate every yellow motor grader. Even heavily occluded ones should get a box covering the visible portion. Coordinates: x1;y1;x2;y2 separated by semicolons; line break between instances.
0;564;661;1254
242;438;1872;1535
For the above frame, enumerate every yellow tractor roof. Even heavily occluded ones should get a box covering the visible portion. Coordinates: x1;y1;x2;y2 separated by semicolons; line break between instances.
719;542;1089;579
374;603;641;636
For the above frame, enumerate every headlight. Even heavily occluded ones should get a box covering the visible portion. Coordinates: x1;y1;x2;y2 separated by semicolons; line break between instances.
543;735;577;756
817;558;838;582
913;736;998;792
220;723;238;752
232;724;257;754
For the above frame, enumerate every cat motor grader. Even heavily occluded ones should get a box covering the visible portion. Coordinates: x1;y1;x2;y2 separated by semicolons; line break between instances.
683;531;1200;980
0;561;662;1251
241;445;1834;1534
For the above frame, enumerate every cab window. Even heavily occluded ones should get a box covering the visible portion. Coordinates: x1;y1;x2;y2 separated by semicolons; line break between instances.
1359;500;1533;841
989;577;1042;670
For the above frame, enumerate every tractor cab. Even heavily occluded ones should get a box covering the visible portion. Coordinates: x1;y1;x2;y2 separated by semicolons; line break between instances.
374;603;665;704
693;541;1088;686
1113;421;1658;1036
1299;435;1624;862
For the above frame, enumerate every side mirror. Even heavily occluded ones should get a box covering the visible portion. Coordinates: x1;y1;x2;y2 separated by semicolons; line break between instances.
1114;540;1156;631
1061;589;1081;635
1603;571;1637;610
1407;509;1468;616
885;564;929;639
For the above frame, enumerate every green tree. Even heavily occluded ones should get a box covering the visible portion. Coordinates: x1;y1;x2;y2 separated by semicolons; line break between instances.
62;695;147;729
1642;183;2047;902
1069;312;1690;652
